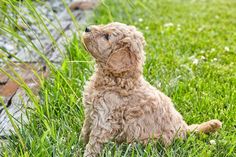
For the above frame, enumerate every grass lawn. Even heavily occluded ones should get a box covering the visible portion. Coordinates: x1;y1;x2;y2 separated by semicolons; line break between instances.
2;0;236;156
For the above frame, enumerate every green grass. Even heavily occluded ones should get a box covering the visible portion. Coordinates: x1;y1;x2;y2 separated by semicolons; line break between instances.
1;0;236;156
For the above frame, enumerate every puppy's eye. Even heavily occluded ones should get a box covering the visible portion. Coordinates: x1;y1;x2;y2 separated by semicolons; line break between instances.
104;34;110;40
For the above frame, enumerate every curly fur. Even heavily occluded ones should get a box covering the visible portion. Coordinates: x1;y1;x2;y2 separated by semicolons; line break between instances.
81;22;222;157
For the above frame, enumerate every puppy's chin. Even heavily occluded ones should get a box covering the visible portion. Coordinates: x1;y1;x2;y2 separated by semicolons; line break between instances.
82;33;103;62
82;34;91;52
82;39;98;59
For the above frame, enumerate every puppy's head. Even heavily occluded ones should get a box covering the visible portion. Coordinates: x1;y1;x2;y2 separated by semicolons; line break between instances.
82;22;146;73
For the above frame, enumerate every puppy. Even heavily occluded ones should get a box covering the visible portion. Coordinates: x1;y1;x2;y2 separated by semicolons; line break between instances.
81;22;222;157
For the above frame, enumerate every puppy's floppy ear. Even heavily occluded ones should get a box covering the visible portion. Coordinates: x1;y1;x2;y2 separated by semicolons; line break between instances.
106;47;137;73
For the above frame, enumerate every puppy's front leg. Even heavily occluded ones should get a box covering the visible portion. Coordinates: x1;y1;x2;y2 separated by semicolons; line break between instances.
84;126;113;157
81;106;92;144
81;116;91;144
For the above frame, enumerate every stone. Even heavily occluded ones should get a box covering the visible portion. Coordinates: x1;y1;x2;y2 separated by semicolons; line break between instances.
69;0;99;11
0;0;99;138
3;44;14;52
0;80;19;97
16;22;28;31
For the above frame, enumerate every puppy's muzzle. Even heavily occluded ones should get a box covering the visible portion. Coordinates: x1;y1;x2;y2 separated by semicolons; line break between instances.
85;27;91;32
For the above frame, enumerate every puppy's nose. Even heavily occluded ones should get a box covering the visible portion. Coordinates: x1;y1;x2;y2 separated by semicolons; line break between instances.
85;27;91;32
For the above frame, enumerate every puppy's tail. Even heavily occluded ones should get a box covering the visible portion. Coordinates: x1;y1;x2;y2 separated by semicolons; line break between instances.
188;119;222;133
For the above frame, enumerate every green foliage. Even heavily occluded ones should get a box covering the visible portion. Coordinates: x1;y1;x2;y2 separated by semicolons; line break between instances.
1;0;236;156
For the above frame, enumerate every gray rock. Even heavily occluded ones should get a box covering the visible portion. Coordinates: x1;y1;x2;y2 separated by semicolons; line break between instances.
0;0;99;139
4;44;15;52
0;41;4;47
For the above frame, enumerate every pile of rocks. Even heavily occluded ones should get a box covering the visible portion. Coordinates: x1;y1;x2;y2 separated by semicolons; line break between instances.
0;0;98;138
0;0;98;63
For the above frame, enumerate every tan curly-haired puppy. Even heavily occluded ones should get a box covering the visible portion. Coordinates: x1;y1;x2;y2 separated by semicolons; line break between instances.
81;22;222;157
